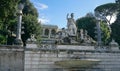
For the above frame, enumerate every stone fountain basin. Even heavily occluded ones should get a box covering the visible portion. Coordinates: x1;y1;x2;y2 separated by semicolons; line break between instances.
55;59;100;68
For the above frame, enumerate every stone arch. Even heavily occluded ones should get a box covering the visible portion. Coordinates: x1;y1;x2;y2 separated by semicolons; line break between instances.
51;29;56;35
45;29;49;36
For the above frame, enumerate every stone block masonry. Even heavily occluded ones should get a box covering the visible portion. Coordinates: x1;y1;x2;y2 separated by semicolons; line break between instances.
25;45;120;71
0;45;24;71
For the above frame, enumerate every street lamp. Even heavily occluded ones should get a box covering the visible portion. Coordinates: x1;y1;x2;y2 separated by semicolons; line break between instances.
14;3;24;46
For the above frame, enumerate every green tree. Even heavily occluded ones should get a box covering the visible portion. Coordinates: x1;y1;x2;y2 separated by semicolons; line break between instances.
20;0;38;17
111;13;120;48
0;0;20;44
22;14;41;46
76;15;111;45
22;0;41;46
110;0;120;49
94;2;118;45
76;16;97;41
20;0;41;46
100;21;111;45
94;3;117;25
0;0;41;45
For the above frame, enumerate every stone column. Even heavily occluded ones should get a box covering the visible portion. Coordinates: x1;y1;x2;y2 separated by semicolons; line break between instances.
84;30;88;40
96;20;102;46
80;29;84;40
48;29;51;39
14;3;24;46
42;28;45;36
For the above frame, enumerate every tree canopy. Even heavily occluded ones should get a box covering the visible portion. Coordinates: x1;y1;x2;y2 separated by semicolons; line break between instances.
22;14;41;46
76;15;111;45
95;1;120;47
100;21;111;45
20;0;41;46
21;0;38;17
111;12;120;48
76;16;97;41
94;2;119;46
0;0;20;44
0;0;41;45
94;3;117;25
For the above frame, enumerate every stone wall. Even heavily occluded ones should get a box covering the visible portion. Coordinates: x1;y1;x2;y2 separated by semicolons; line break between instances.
0;45;24;71
25;50;120;71
25;45;120;71
25;51;67;71
0;45;118;71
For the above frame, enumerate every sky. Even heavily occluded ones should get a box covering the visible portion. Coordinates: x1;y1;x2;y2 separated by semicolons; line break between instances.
30;0;115;28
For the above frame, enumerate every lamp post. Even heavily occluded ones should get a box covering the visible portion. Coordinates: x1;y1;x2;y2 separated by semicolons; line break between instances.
14;3;24;46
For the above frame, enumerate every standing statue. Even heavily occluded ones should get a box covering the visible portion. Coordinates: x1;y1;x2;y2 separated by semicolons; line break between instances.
66;13;77;36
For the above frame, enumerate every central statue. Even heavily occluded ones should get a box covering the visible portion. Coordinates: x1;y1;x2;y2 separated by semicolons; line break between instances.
66;13;77;36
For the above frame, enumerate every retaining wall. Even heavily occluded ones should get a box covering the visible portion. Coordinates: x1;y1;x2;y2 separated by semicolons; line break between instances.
25;45;120;71
0;45;24;71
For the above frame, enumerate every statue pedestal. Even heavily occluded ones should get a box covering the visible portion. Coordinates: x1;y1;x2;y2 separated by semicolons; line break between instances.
14;38;23;46
110;39;118;47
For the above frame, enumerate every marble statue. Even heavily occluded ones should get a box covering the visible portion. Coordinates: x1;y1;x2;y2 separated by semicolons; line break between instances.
66;13;77;36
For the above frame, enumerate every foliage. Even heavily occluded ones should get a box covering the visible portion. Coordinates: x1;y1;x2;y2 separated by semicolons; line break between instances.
100;21;111;45
20;0;41;46
0;35;6;44
76;16;97;41
0;0;20;44
76;16;111;45
0;0;41;45
94;3;117;25
20;0;38;17
22;14;41;46
0;0;19;28
111;12;120;47
94;3;118;45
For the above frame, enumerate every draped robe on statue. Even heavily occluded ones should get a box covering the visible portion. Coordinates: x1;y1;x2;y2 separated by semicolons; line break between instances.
67;13;77;36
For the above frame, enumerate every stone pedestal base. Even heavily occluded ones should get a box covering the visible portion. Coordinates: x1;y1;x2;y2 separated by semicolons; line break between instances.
14;38;23;46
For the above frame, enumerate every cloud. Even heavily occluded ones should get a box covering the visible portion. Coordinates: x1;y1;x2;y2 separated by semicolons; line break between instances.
38;18;50;24
39;3;48;10
30;0;48;10
34;3;48;10
30;0;49;23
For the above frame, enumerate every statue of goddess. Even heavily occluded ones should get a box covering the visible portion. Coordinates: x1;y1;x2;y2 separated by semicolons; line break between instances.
66;13;77;36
